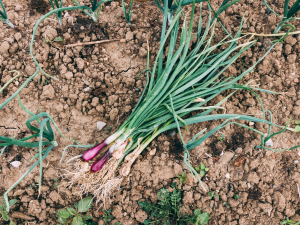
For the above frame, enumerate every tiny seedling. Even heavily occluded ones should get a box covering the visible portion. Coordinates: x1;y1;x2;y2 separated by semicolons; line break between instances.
218;132;225;142
100;209;113;225
195;163;209;177
0;197;17;222
281;218;300;225
105;126;112;134
53;177;60;189
138;183;209;225
223;202;231;208
177;172;188;184
295;120;300;132
208;191;219;200
233;194;239;200
122;0;134;25
56;197;96;225
0;0;14;28
49;0;64;25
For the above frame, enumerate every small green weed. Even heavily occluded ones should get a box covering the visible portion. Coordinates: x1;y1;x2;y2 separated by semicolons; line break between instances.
99;209;120;225
105;126;112;134
138;182;210;225
56;197;96;225
208;191;219;200
53;177;60;189
233;194;239;200
195;163;209;177
295;120;300;132
0;197;17;222
281;217;300;225
223;202;230;208
177;172;188;184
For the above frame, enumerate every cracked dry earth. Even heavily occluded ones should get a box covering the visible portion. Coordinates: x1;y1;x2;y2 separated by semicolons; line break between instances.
1;0;300;224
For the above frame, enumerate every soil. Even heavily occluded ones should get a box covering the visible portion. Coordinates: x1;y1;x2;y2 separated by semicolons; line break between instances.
1;0;300;224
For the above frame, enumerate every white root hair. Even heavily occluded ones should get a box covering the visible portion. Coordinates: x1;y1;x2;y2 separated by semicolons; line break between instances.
59;158;123;207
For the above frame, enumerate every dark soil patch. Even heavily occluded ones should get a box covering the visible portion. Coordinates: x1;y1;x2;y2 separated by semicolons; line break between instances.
29;0;49;14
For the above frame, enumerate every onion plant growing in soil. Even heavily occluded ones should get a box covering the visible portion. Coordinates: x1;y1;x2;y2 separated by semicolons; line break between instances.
263;0;300;33
0;0;15;28
61;1;300;204
0;76;67;212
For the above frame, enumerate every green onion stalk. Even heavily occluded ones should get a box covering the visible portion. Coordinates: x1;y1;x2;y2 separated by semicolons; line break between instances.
0;0;15;28
79;1;299;194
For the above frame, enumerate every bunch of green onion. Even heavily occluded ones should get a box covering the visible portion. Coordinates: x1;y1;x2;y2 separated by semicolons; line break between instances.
78;0;299;191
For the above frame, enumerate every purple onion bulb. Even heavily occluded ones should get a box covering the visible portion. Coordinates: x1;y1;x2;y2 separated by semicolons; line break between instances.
82;142;107;161
91;150;112;172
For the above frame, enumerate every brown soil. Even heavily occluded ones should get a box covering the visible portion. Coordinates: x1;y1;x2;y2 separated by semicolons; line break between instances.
1;0;300;224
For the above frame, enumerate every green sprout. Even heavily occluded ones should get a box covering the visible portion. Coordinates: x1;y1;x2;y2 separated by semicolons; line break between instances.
177;172;188;184
208;191;219;200
122;0;134;25
0;197;17;222
0;0;14;28
195;163;209;177
218;132;225;142
233;194;239;200
295;120;300;132
281;218;300;225
56;197;96;225
100;209;113;225
49;0;64;25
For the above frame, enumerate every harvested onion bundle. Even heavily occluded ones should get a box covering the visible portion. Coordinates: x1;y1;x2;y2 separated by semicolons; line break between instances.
64;1;299;202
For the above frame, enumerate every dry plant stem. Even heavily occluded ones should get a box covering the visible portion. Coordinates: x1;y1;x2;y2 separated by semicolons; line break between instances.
243;30;300;37
64;39;120;47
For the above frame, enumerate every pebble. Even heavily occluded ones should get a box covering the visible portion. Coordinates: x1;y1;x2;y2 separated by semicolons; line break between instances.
97;121;106;131
249;121;254;126
294;78;299;83
120;39;126;43
247;183;251;188
84;87;90;92
10;161;22;168
265;139;273;146
294;160;299;164
149;148;156;156
225;173;230;179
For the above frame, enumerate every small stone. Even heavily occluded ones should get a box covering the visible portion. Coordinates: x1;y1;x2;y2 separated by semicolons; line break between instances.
97;121;106;131
10;161;22;168
225;173;230;179
247;183;251;188
149;148;156;156
14;32;22;41
25;65;36;75
0;41;10;56
294;160;299;164
41;85;55;100
125;31;134;41
75;58;85;71
44;26;58;40
138;47;147;57
249;121;254;126
65;71;73;79
265;139;273;146
84;87;90;92
120;39;126;43
294;78;299;83
15;4;23;11
11;212;35;220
